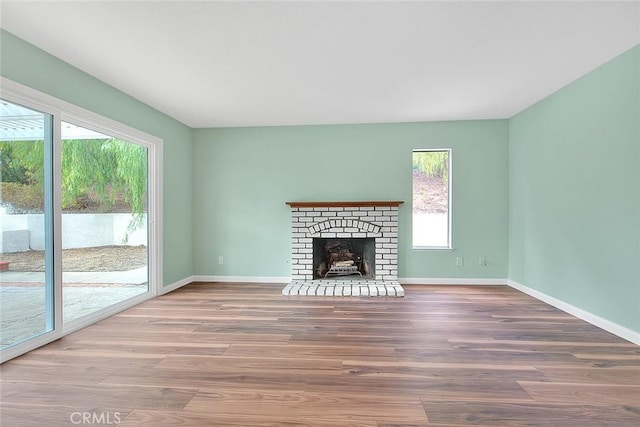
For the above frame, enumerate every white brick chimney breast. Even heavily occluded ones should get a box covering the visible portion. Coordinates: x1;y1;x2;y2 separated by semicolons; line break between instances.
283;201;404;297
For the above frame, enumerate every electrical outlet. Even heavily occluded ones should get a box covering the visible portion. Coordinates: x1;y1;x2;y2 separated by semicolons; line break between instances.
456;256;464;266
479;256;487;266
218;256;224;265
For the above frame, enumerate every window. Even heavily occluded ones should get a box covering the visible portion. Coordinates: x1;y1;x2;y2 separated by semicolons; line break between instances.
412;149;451;248
0;78;162;362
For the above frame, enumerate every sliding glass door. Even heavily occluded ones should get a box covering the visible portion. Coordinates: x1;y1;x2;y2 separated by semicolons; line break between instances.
0;100;54;350
0;84;158;361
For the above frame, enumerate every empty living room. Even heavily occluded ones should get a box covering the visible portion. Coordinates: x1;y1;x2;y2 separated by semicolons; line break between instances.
0;1;638;426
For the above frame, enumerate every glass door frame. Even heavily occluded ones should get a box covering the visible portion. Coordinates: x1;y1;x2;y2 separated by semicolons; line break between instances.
0;77;163;363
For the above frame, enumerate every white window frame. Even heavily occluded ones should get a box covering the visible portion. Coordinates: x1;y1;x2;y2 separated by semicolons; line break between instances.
0;77;163;363
412;148;452;250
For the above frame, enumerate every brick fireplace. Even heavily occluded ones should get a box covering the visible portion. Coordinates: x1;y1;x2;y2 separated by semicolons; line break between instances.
283;201;404;297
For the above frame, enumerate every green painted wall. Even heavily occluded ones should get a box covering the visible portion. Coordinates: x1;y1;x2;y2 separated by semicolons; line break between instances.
0;30;194;286
509;45;640;332
193;121;509;279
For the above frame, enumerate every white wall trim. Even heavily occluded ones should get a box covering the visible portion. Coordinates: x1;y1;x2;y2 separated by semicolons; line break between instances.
192;275;290;284
160;276;195;295
399;277;508;285
508;279;640;345
191;276;508;286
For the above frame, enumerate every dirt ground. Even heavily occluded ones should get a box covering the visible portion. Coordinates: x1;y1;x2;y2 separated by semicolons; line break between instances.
1;245;147;272
413;170;448;214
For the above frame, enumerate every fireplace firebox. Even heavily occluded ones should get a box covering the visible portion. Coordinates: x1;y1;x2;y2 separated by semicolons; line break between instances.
313;238;375;279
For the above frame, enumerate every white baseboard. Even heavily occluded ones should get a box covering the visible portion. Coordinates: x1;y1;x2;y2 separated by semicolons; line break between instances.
399;277;508;285
160;275;195;294
192;275;290;284
508;279;640;345
190;276;508;286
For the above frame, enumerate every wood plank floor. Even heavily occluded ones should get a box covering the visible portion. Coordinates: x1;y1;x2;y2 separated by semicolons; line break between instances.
1;283;639;426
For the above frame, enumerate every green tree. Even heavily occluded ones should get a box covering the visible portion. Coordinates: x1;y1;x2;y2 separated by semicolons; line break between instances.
0;138;147;214
413;151;448;180
0;140;44;185
102;139;147;215
0;141;29;183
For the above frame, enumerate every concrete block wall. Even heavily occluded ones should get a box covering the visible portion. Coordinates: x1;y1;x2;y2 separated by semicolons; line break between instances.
0;208;147;252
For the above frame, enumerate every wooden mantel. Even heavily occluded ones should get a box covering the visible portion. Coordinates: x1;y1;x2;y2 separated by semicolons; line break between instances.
286;201;404;208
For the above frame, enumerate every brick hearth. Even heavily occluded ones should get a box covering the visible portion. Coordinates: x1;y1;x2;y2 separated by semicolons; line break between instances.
283;280;404;297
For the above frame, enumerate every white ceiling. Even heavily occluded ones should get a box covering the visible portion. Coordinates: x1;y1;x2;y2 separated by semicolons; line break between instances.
1;1;638;128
